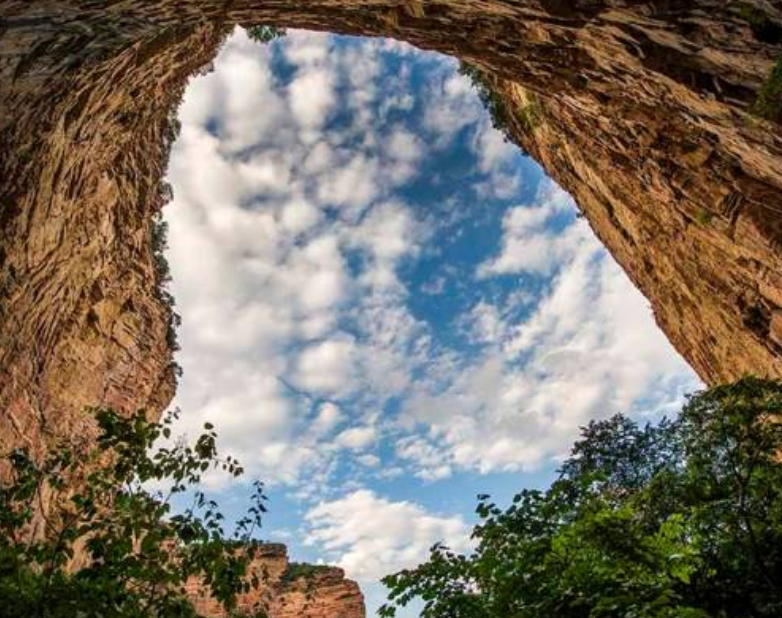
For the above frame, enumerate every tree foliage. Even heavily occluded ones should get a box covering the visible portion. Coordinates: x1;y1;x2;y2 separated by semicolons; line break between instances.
0;409;268;618
245;26;287;44
458;62;539;153
381;378;782;618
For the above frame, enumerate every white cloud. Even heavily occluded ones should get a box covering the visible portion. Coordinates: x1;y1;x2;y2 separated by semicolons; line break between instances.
280;196;322;234
423;70;482;146
478;181;576;277
288;68;336;130
317;154;379;214
305;490;472;581
164;30;434;490
335;426;377;451
295;337;357;395
165;28;698;504
396;180;699;479
311;402;344;437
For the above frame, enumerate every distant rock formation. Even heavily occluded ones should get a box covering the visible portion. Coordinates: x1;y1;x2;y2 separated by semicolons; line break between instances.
184;544;365;618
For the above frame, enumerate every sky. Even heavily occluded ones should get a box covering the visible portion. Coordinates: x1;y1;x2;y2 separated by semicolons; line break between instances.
163;28;701;617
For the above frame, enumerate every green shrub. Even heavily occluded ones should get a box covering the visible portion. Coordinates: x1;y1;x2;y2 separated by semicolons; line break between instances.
753;55;782;123
459;62;540;154
736;4;782;44
151;213;183;378
459;62;515;142
282;562;332;583
0;409;268;617
245;26;286;44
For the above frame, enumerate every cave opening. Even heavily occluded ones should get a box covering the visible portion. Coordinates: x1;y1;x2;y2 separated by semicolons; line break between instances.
159;27;699;615
1;3;781;615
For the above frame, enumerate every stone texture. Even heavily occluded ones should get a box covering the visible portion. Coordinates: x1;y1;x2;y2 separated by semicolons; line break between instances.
184;544;365;618
0;0;781;585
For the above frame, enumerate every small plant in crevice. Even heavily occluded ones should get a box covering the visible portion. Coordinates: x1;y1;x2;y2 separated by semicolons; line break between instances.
753;55;782;124
459;62;540;153
694;207;714;226
151;212;183;378
245;25;287;44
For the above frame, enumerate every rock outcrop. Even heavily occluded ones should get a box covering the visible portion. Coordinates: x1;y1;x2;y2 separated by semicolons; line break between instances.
184;544;365;618
0;0;781;507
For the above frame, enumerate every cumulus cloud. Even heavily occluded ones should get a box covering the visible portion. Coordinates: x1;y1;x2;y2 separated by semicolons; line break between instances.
295;337;357;395
396;179;699;479
311;402;344;437
166;27;698;505
478;181;576;277
165;29;437;490
335;426;377;451
305;490;472;581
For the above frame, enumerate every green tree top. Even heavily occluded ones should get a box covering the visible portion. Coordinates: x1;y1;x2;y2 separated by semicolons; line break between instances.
381;377;782;618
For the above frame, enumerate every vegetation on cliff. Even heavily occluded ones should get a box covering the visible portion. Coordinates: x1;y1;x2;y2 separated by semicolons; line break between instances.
245;25;287;44
0;409;268;617
754;56;782;123
381;378;782;618
458;62;540;151
282;563;333;584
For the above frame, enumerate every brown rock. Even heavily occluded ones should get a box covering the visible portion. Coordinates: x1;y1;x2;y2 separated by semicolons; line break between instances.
184;544;365;618
0;0;781;556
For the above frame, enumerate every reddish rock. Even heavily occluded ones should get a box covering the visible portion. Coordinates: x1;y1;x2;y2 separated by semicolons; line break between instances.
184;544;365;618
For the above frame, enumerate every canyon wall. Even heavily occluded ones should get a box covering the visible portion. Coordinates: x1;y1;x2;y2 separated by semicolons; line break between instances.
0;2;781;593
1;3;780;613
184;544;365;618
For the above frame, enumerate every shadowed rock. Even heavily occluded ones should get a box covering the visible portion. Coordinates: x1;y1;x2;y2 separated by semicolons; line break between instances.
1;0;781;488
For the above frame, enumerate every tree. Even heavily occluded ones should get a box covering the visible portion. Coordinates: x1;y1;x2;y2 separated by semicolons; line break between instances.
381;377;782;618
0;408;268;618
245;26;286;45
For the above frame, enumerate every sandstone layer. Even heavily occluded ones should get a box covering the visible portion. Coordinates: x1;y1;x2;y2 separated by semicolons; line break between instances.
0;0;781;532
185;544;365;618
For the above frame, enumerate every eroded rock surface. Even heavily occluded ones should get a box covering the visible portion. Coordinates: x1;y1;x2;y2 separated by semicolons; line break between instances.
184;544;365;618
0;0;781;509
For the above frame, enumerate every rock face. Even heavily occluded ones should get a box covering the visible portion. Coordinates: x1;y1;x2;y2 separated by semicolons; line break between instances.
0;0;781;531
184;544;365;618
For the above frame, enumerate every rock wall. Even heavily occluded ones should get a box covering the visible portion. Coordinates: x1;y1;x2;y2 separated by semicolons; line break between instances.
0;0;781;500
184;544;365;618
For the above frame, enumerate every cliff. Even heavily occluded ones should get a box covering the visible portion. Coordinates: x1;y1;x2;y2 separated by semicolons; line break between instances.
184;544;365;618
0;0;781;574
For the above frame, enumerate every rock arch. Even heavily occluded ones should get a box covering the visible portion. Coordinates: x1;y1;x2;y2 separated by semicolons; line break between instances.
1;0;781;455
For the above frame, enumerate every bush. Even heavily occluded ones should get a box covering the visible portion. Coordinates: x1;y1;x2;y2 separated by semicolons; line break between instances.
753;56;782;123
381;378;782;618
151;212;183;378
459;62;540;152
282;563;332;583
0;409;268;618
245;26;286;44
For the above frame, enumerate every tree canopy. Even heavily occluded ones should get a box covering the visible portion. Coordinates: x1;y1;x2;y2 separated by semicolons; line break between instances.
381;378;782;618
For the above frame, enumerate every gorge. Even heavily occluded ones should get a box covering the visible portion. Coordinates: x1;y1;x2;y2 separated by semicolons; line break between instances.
1;1;781;616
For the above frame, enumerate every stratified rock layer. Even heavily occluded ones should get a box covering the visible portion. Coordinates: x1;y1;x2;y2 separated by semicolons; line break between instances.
0;0;781;504
185;544;365;618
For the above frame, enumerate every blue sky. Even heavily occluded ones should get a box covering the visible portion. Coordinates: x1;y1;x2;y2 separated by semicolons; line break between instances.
163;29;701;616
